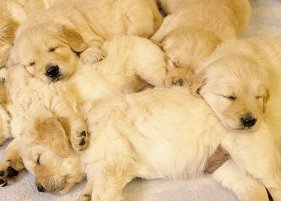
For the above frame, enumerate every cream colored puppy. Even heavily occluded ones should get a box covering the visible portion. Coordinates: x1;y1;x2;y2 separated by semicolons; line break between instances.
0;0;63;68
1;88;279;201
11;0;163;83
151;0;250;87
0;117;85;193
76;87;280;201
0;35;166;150
0;36;167;192
191;37;281;142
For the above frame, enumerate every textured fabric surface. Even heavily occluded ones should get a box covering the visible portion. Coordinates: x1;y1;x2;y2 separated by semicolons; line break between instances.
1;0;281;200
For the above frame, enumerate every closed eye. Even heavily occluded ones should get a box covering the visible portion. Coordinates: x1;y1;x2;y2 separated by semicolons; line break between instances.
49;47;58;52
256;96;263;99
29;62;35;66
225;96;236;100
36;154;41;165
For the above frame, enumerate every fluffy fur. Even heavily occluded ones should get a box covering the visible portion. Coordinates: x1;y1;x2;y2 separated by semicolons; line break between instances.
191;37;281;144
0;0;62;68
151;0;250;87
1;87;279;200
10;0;163;83
0;36;167;191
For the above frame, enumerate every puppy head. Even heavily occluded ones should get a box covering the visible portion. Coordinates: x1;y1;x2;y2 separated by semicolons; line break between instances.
11;22;87;82
22;117;84;193
0;14;18;68
161;27;221;84
192;55;269;131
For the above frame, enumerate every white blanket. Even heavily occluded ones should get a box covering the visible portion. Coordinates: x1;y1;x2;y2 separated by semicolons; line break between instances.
1;0;281;200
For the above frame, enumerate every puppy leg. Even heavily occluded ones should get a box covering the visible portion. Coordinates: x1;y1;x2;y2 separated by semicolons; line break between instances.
223;128;281;201
212;160;269;201
77;179;94;201
0;138;24;187
50;96;89;152
90;160;134;201
80;40;104;65
150;13;179;42
0;106;11;145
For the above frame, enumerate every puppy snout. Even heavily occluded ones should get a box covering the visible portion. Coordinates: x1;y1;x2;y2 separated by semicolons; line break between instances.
45;64;60;78
37;184;45;193
240;114;257;128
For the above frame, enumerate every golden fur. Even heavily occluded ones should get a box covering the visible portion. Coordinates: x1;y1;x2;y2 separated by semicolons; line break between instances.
0;0;62;68
1;87;280;200
151;0;250;87
10;0;163;82
0;36;167;192
192;37;281;142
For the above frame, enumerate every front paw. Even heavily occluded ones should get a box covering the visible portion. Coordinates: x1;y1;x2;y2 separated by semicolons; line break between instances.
0;161;21;187
77;193;91;201
80;47;104;64
71;130;89;152
165;76;186;87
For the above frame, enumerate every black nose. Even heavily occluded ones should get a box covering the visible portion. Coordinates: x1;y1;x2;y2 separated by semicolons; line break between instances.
45;65;60;78
37;184;45;193
241;116;257;128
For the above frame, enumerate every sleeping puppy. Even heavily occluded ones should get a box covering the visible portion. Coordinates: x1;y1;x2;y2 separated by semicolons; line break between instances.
1;88;279;201
80;88;281;201
76;87;280;201
191;37;281;142
10;0;163;83
0;36;167;192
151;0;250;87
0;117;85;193
0;36;166;150
0;0;62;68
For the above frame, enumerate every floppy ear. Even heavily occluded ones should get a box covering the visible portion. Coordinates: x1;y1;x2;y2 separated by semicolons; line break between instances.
263;89;270;113
61;26;88;53
34;117;74;158
189;71;207;97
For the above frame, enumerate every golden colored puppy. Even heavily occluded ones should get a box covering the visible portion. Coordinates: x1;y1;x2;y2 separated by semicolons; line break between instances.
0;117;84;193
0;36;166;151
151;0;250;87
0;36;167;193
0;0;62;68
191;37;281;139
1;88;280;200
11;0;163;83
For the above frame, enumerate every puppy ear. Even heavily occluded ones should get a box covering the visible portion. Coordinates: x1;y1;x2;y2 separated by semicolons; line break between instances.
189;71;207;97
263;89;270;113
34;117;73;158
61;26;88;53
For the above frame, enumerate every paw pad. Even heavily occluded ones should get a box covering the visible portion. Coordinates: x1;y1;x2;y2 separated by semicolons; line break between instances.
7;166;18;178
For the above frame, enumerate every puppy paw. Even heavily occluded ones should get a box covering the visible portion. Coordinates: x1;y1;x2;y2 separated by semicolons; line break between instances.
0;161;20;187
80;47;104;64
71;130;89;152
165;76;186;87
77;193;91;201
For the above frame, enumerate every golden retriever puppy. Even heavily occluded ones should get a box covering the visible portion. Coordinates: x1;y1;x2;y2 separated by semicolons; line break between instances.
1;88;279;201
0;117;85;193
67;36;167;103
0;36;167;192
11;0;163;83
0;64;88;152
75;87;279;201
0;36;166;150
191;37;281;139
0;0;63;68
151;0;250;87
